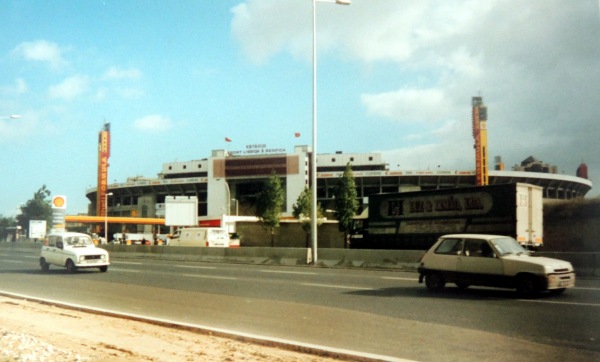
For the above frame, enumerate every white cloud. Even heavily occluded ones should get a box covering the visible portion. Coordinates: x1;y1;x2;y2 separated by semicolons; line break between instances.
133;115;172;132
48;76;90;100
231;0;309;64
11;40;67;69
361;88;457;123
102;66;142;81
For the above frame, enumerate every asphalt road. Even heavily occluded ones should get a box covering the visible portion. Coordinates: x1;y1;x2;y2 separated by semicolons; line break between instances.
1;245;599;361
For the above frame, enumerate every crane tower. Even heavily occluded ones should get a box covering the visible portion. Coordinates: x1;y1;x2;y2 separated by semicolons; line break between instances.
472;97;488;186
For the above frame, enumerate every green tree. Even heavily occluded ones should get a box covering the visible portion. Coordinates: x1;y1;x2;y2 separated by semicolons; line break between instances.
333;163;358;248
292;187;324;248
0;215;17;241
255;172;285;246
16;185;53;236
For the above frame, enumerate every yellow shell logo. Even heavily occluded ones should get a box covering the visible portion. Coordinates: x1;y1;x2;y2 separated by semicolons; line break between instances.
52;196;66;208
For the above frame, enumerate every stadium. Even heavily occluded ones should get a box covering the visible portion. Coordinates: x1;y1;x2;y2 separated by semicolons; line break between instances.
85;145;592;223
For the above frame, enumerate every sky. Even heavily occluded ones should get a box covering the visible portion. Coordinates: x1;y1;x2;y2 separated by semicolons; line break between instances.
1;0;599;217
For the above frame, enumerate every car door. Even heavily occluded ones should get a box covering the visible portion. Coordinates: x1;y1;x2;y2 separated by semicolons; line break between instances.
457;238;503;283
44;235;62;265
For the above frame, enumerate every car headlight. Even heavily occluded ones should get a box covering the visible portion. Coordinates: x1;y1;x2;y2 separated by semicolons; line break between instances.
79;256;86;263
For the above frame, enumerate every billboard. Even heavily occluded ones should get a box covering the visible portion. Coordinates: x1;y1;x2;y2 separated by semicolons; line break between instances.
165;196;197;226
29;220;47;239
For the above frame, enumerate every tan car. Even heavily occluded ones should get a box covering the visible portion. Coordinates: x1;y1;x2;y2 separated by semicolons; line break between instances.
418;234;575;296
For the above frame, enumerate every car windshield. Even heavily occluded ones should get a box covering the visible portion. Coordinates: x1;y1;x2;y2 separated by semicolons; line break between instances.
64;236;93;247
489;237;528;256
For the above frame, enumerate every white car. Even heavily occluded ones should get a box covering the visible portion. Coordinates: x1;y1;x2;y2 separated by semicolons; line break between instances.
40;231;110;273
417;234;575;295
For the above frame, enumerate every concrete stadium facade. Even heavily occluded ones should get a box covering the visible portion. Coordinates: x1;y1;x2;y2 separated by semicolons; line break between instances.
86;146;593;222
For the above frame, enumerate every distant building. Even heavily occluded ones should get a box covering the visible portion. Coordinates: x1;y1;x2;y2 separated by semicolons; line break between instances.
513;156;558;174
577;162;589;179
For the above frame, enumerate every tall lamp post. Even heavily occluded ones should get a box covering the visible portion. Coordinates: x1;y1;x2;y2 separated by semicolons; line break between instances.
104;192;113;243
311;0;350;264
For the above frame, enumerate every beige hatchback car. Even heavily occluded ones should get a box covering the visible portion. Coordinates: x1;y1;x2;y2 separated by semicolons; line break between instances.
418;234;575;296
40;231;110;273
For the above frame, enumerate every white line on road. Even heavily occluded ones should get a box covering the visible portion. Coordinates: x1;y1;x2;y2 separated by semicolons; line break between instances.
261;270;317;275
301;283;374;291
176;265;217;270
109;268;142;273
0;260;24;264
574;286;600;291
519;299;600;307
112;261;143;265
381;277;418;281
182;274;237;280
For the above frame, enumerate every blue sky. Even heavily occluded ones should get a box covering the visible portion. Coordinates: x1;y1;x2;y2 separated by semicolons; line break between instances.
1;0;599;216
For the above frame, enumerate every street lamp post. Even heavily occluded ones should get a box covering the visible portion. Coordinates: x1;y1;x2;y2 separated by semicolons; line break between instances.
105;192;113;243
311;0;350;265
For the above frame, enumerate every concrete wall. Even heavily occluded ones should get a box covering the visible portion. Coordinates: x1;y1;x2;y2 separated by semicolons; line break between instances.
1;241;598;277
236;221;344;248
99;245;598;277
544;199;600;252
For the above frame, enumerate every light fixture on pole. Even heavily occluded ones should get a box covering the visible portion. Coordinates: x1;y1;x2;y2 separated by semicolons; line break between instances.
104;192;113;243
311;0;350;265
0;115;22;120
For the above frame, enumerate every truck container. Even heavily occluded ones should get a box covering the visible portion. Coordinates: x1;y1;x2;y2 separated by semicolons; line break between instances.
168;227;231;247
350;183;543;250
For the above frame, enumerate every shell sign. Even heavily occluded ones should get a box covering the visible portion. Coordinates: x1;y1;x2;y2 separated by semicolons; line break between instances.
51;196;67;230
52;196;67;209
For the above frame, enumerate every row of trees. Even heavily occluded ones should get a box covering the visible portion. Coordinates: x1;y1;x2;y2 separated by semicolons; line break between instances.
0;185;53;240
256;163;358;248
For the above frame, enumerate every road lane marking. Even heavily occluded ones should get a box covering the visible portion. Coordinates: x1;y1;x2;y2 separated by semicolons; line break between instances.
574;286;600;291
301;283;374;291
381;277;418;281
112;261;143;265
182;274;237;280
108;268;142;273
519;299;600;307
176;265;217;270
0;260;24;264
261;270;317;275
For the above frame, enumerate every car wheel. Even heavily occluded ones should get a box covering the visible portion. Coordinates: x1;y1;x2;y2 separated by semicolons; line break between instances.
66;259;77;273
516;275;540;297
40;258;50;272
455;282;469;290
99;266;108;273
425;272;445;292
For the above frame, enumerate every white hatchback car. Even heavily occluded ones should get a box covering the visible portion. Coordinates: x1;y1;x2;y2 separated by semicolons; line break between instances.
40;231;110;273
418;234;575;295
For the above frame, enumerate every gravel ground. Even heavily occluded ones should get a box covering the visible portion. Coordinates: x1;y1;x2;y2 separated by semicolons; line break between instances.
0;296;351;362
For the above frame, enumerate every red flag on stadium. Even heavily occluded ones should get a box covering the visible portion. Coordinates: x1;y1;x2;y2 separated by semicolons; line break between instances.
294;132;301;138
225;137;232;142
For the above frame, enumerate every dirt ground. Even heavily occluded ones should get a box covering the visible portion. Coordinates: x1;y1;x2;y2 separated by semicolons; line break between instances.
0;296;351;362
